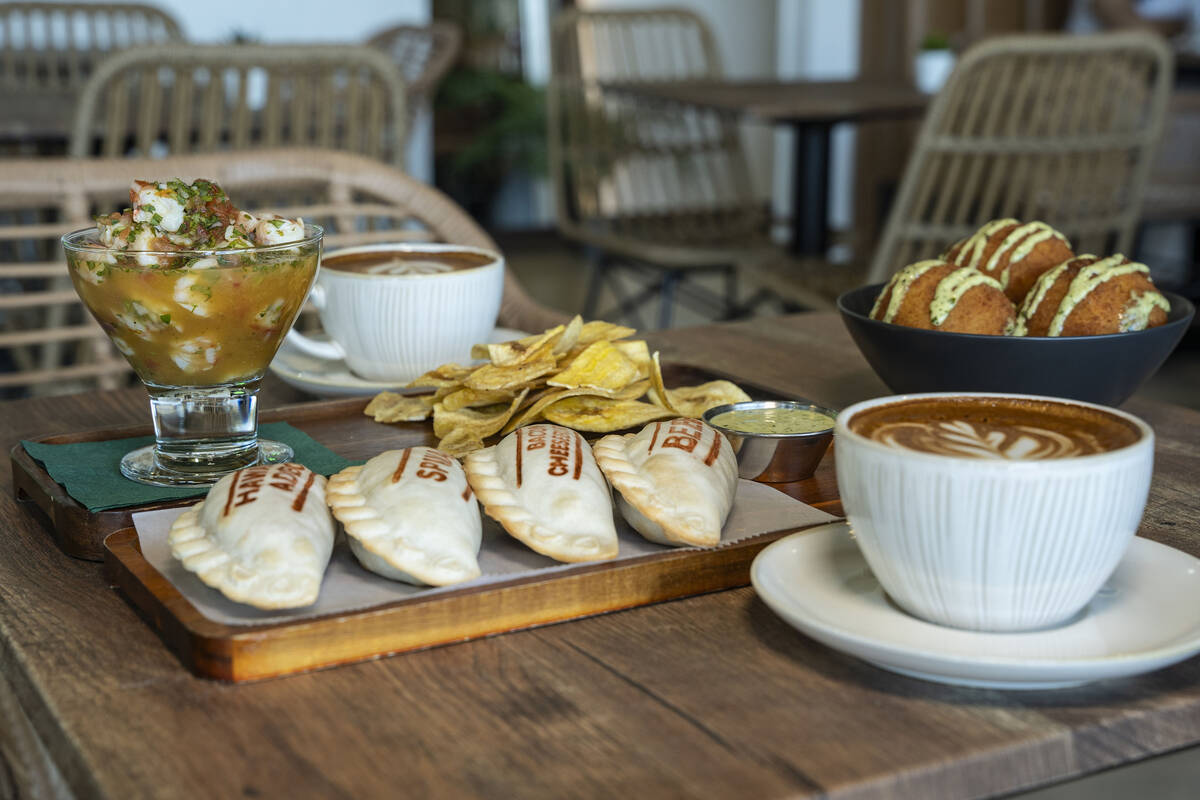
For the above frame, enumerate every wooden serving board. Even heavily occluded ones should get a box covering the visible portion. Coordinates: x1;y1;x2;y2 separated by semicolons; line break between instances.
103;514;833;683
12;363;842;561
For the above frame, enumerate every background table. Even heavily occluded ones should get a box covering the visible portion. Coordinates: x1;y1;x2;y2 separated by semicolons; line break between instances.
611;80;929;256
3;312;1200;799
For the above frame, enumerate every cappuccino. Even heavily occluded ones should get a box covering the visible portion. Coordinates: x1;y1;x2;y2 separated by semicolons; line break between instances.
836;392;1154;631
323;249;492;276
848;396;1140;459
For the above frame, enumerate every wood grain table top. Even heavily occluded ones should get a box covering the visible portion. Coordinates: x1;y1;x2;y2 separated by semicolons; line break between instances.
3;312;1200;799
604;79;929;125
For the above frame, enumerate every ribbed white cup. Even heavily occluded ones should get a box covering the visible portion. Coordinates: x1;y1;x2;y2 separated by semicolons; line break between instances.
285;243;504;382
835;393;1154;632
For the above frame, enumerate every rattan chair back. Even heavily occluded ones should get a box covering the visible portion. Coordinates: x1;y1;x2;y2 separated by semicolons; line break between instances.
0;148;561;397
0;1;181;90
547;8;773;327
548;7;765;252
867;31;1173;283
366;21;460;100
69;44;407;164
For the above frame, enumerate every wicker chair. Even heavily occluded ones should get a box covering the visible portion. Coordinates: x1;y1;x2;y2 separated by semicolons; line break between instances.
0;148;565;398
366;21;461;104
864;31;1173;284
548;7;777;329
68;44;408;165
0;1;181;91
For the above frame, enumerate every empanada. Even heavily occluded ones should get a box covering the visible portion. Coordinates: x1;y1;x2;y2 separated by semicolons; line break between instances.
326;447;482;586
593;418;737;547
168;463;334;609
464;423;618;562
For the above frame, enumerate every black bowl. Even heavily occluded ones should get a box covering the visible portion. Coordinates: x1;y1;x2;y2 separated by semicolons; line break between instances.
837;283;1195;407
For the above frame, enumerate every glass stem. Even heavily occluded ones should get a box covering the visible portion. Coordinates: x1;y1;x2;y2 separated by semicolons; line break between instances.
146;380;261;475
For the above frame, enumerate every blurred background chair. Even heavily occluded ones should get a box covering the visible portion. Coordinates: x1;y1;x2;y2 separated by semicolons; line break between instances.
864;30;1173;284
0;147;564;398
68;44;408;165
1139;88;1200;298
548;7;777;330
0;1;181;91
367;20;461;111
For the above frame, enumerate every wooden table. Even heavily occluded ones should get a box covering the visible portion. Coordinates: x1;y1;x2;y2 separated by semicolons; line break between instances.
610;79;928;256
3;312;1200;799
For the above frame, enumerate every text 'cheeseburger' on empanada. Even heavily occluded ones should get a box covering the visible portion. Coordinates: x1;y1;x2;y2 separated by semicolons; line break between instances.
464;423;618;563
168;463;335;609
593;418;738;547
326;448;482;586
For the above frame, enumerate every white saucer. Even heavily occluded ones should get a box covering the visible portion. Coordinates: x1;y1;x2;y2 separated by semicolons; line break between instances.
269;327;527;398
751;523;1200;690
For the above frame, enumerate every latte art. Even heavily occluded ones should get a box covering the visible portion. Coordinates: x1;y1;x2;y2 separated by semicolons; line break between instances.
848;396;1141;460
868;419;1105;459
323;248;494;276
363;259;456;276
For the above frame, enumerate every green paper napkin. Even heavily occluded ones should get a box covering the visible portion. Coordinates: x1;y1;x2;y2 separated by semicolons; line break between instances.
21;422;359;512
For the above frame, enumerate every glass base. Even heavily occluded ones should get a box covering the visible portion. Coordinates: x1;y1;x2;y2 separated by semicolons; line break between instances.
120;440;294;487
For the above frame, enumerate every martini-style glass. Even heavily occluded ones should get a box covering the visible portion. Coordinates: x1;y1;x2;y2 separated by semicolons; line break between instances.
63;224;323;486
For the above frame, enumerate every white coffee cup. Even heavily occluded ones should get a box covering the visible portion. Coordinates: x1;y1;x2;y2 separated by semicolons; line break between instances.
835;392;1154;632
285;243;505;382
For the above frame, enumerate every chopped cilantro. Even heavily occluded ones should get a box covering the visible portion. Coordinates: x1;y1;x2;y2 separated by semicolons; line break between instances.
159;313;171;324
151;213;163;226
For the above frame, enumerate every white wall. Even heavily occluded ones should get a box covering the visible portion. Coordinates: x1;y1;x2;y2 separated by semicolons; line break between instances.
151;0;428;45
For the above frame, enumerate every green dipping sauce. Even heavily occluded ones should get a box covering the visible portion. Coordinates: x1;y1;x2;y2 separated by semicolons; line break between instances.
710;407;835;435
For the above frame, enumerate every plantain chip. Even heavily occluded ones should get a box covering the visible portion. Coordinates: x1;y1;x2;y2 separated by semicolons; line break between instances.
542;396;675;433
406;363;474;388
553;315;585;355
364;392;435;423
665;380;753;418
499;380;651;435
547;341;639;391
441;386;515;412
464;357;558;391
432;389;529;439
482;324;565;366
646;351;678;413
576;320;636;345
437;428;486;458
612;339;651;380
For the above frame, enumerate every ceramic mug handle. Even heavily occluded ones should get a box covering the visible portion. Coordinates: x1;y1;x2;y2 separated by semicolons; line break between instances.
283;284;345;361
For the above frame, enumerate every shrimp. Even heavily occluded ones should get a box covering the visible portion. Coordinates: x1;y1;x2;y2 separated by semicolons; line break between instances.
131;181;186;233
255;216;306;245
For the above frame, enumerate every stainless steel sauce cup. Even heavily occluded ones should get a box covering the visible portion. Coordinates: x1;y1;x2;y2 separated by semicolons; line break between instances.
703;400;837;483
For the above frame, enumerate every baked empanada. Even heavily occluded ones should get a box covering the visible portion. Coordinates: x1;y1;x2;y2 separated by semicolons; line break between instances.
464;423;618;562
593;418;737;547
168;463;334;609
326;447;482;586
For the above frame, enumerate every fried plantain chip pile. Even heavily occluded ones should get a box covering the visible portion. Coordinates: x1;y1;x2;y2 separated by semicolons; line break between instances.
363;316;750;456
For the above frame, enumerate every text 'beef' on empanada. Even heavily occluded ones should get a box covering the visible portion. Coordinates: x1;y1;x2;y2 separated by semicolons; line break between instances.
464;423;618;562
168;463;335;609
326;447;482;586
593;418;737;547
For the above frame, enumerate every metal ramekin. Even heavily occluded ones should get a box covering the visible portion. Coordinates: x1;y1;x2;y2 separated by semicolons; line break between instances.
703;400;837;483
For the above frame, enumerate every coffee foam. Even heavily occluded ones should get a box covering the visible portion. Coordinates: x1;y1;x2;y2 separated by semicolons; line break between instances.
361;259;456;276
849;397;1141;460
323;249;493;277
